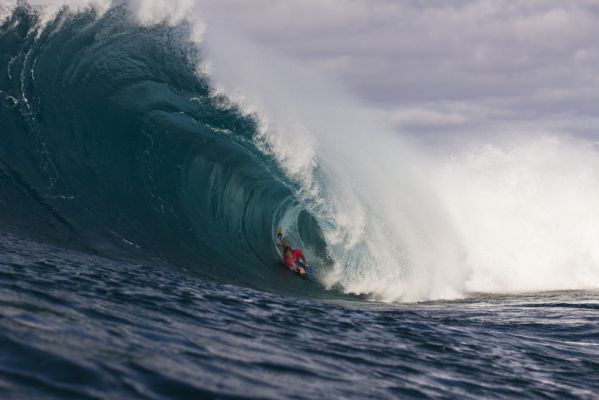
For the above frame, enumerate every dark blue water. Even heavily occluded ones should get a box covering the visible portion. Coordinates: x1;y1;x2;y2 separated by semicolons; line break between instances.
2;233;599;399
1;5;599;399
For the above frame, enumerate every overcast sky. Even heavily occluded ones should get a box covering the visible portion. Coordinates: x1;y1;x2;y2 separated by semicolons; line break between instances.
10;0;599;140
198;0;599;140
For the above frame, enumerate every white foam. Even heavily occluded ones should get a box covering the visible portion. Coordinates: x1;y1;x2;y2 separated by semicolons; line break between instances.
127;0;204;43
17;0;112;31
436;137;599;295
0;0;18;25
14;0;203;42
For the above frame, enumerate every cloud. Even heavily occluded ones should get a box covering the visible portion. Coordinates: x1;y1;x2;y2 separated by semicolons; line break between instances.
199;0;599;139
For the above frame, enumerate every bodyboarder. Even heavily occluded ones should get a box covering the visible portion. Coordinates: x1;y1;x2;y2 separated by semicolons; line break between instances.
276;228;308;275
282;245;307;275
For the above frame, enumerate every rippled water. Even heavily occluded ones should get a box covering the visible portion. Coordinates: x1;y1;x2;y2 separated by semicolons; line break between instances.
1;233;598;399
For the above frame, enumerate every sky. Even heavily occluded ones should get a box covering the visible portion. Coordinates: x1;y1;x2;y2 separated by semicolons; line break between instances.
6;0;599;140
198;0;599;140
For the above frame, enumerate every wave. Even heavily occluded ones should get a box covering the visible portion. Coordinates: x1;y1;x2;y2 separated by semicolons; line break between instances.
0;4;329;296
3;2;599;302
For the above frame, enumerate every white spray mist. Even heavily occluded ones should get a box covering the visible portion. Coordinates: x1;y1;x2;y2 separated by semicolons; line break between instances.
199;8;469;302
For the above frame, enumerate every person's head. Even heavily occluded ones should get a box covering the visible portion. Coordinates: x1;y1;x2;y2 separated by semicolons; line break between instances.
283;246;292;256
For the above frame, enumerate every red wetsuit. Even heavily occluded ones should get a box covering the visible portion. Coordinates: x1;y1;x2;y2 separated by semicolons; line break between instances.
283;249;304;269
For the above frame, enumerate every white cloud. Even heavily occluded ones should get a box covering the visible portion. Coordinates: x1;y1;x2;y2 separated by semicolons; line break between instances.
198;0;599;138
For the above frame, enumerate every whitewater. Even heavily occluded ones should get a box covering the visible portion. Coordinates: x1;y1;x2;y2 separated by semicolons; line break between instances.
1;1;599;398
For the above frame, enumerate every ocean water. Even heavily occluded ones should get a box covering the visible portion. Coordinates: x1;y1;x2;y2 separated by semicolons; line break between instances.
2;233;599;399
1;3;599;399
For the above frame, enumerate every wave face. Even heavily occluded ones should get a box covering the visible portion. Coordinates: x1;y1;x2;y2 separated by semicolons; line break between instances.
0;5;328;294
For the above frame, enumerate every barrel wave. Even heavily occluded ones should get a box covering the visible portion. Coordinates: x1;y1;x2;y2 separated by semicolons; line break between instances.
4;3;599;303
0;5;328;294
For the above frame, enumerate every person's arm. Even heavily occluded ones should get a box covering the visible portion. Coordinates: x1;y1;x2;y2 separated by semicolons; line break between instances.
298;252;308;274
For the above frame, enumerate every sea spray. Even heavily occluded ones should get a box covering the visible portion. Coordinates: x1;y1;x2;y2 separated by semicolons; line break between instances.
198;3;599;301
435;136;599;294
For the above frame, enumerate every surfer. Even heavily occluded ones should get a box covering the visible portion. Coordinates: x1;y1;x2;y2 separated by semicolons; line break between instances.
282;245;307;275
276;228;309;275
